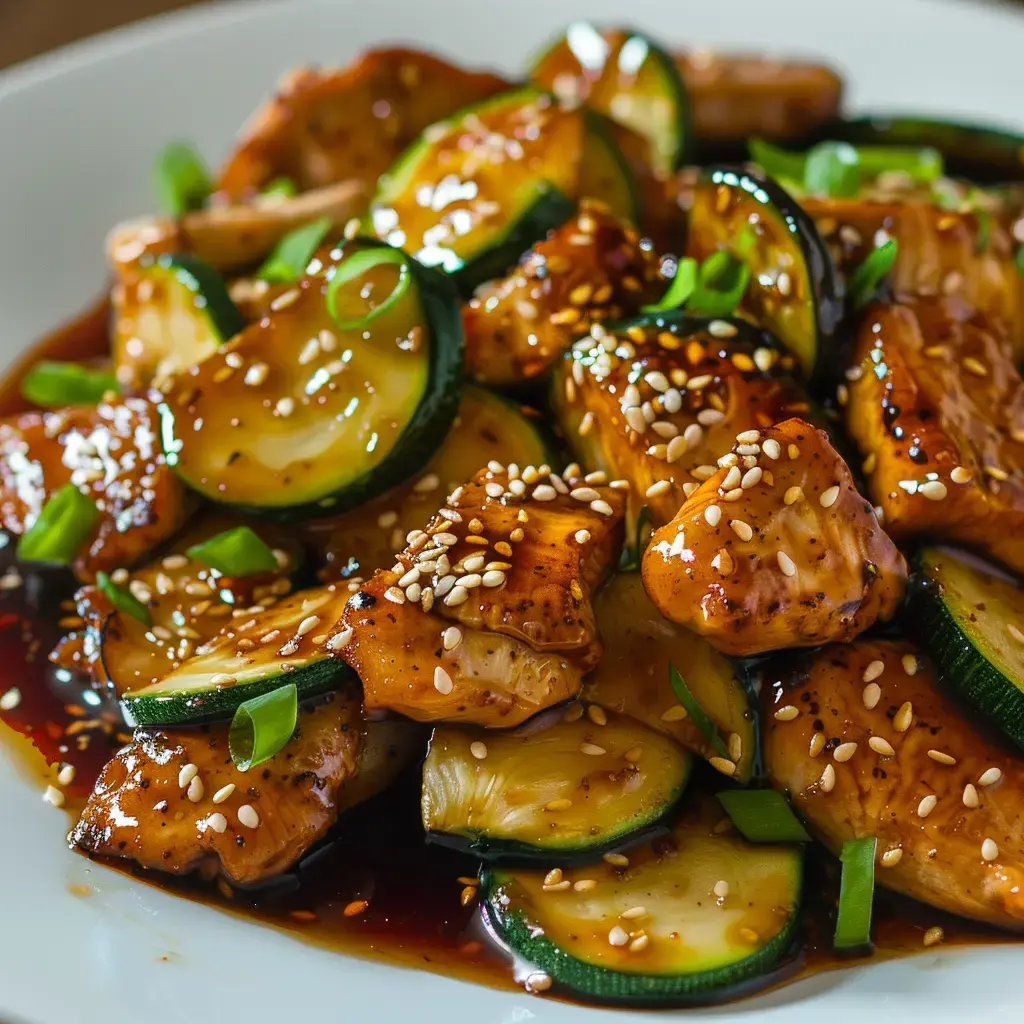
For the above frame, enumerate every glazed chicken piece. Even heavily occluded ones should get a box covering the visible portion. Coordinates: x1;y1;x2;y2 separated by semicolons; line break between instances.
71;695;361;886
0;399;189;579
765;639;1024;931
463;201;666;386
845;297;1024;574
338;462;625;727
552;315;809;528
642;418;907;656
216;49;508;198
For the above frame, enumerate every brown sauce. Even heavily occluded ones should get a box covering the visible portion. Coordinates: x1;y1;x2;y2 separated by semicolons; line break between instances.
0;300;1016;1008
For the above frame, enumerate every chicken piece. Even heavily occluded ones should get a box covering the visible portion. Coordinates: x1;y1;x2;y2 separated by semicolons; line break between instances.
845;298;1024;574
216;50;508;198
463;201;667;386
0;399;189;579
338;462;625;727
71;695;361;886
765;639;1024;931
552;315;809;528
642;418;907;656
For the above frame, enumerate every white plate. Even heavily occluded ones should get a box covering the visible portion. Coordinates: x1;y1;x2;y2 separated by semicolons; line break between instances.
1;0;1023;1020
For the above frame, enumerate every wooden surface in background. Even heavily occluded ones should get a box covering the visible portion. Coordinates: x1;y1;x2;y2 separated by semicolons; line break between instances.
0;0;203;70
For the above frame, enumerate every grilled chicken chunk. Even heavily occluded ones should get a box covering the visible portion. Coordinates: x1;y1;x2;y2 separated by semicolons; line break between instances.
845;298;1024;574
216;50;508;198
71;695;361;886
642;418;907;655
338;463;625;727
765;639;1024;931
0;399;189;579
463;202;666;386
553;316;808;528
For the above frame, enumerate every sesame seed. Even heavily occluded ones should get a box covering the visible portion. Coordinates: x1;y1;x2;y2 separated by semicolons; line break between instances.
212;783;236;804
274;396;295;417
608;926;630;946
687;374;713;390
43;784;65;808
721;465;742;489
574;529;591;544
495;540;514;556
591;499;614;516
620;905;647;920
433;666;454;695
902;654;918;676
661;705;688;722
729;519;753;542
442;626;462;651
544;868;563;887
1008;624;1024;644
470;741;487;760
893;701;914;733
982;838;999;861
645;480;671;498
741;467;762;489
963;356;988;377
384;586;406;605
573;879;597;891
919;481;947;501
580;742;607;756
244;362;269;386
711;549;734;575
444;586;468;607
698;408;725;426
526;972;552;992
820;763;836;792
343;900;369;917
703;504;722;527
56;763;76;787
578;411;594;436
587;705;607;726
603;852;629;867
862;683;881;709
270;288;299;311
624;745;644;763
809;733;826;757
683;423;704;448
326;627;353;651
510;527;525;542
0;687;21;711
927;749;956;766
774;705;799;722
457;573;483;589
187;776;204;803
545;798;573;812
820;485;840;508
979;767;1003;787
833;742;858;762
950;466;972;485
917;794;938;817
869;736;895;757
236;804;260;829
532;484;557;502
178;763;199;789
783;486;804;505
708;319;738;338
963;784;980;808
880;848;903;868
645;370;670;392
713;880;730;899
923;926;944;948
985;465;1010;482
709;756;736;776
570;487;600;503
207;813;228;834
776;550;797;577
296;615;320;636
863;660;885;682
624;407;648;433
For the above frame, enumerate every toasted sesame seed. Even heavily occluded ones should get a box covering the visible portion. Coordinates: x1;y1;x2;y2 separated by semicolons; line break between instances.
982;838;999;861
963;784;980;808
603;852;629;867
809;733;826;757
901;654;918;676
207;812;228;834
591;499;614;516
544;798;573;812
729;519;753;542
624;745;644;763
863;660;885;683
444;586;469;607
532;484;557;502
43;784;65;808
526;972;552;992
893;701;914;732
721;465;742;489
1009;624;1024;644
985;465;1010;482
544;868;563;887
580;742;607;756
917;794;938;817
470;741;488;760
383;586;406;605
510;527;525;542
708;319;738;338
833;742;858;762
703;504;722;528
608;926;630;947
327;627;353;651
923;926;944;948
0;687;21;711
950;466;972;485
783;486;804;505
574;529;591;545
178;763;199;789
709;757;736;776
587;705;607;726
820;485;840;508
880;848;903;868
820;763;836;792
776;550;797;577
275;396;296;417
774;705;799;722
620;905;647;920
741;467;762;489
187;776;204;803
56;763;76;787
661;705;688;722
573;879;597;891
979;767;1003;787
869;736;896;757
919;481;948;501
343;900;369;917
963;356;988;377
927;749;956;766
433;666;454;696
861;683;881;710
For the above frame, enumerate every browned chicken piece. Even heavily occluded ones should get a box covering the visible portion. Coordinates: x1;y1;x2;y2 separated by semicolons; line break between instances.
676;51;843;145
552;315;809;528
765;639;1024;931
463;201;667;386
845;297;1024;574
70;695;361;886
0;399;190;579
216;50;509;198
642;418;907;655
338;462;625;727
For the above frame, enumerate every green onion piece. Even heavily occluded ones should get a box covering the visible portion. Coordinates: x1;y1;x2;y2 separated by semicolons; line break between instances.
257;216;333;284
687;251;751;318
186;526;278;576
834;836;878;951
804;141;861;198
975;208;992;253
642;257;697;313
326;246;411;330
16;484;100;565
20;361;119;408
668;663;729;759
847;239;899;311
261;177;298;199
748;137;807;187
618;506;652;571
95;570;151;626
229;683;298;771
716;789;811;843
854;145;944;184
154;141;211;216
1016;245;1024;278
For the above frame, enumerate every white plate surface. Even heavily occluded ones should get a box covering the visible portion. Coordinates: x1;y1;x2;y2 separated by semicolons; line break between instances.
1;0;1023;1021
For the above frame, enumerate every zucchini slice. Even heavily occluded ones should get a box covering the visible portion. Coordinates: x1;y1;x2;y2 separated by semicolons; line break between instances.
686;167;842;377
422;712;691;860
587;573;755;781
581;112;641;225
482;796;803;1004
159;240;463;518
531;23;690;177
113;252;245;387
120;584;352;726
910;546;1024;751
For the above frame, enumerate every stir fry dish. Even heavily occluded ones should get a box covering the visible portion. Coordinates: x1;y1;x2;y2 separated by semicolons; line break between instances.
7;21;1024;1009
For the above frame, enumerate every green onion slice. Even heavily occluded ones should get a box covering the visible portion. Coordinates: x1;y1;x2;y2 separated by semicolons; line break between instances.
16;485;99;565
847;239;899;311
855;145;943;183
687;251;751;318
96;570;151;626
154;141;211;216
261;177;298;199
668;663;729;759
834;836;878;951
257;216;333;284
229;683;298;771
748;137;806;188
20;361;119;408
804;141;861;198
1016;245;1024;279
326;246;411;330
642;257;697;313
716;789;811;843
186;526;278;577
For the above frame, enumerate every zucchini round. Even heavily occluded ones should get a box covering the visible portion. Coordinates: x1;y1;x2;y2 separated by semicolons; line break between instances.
581;111;641;225
482;799;803;1004
422;712;691;861
158;239;463;519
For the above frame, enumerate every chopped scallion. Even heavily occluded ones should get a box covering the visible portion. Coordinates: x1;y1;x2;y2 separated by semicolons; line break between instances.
186;526;278;577
668;663;729;758
257;216;333;284
804;141;861;198
16;484;99;565
847;239;899;311
261;177;298;199
855;145;943;184
748;137;806;188
229;683;298;771
687;251;751;318
96;570;151;626
834;836;878;951
716;789;811;843
642;257;697;313
20;361;119;408
326;246;411;330
154;141;211;216
1016;245;1024;278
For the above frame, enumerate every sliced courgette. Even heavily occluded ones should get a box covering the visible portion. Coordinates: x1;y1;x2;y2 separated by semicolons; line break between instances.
531;23;690;177
581;112;641;225
686;167;842;377
422;712;691;860
159;239;463;518
113;252;245;386
482;795;803;1004
910;546;1024;751
120;584;352;726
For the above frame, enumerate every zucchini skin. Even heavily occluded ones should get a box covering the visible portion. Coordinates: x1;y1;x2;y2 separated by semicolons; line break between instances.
144;251;246;341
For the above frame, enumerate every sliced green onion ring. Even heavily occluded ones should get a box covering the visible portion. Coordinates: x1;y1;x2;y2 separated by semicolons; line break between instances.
186;526;278;577
96;570;152;627
20;361;119;408
748;137;806;188
642;257;697;313
257;216;333;284
716;789;811;843
16;484;99;565
229;682;298;771
1015;245;1024;278
834;836;878;952
854;145;943;183
668;663;729;759
261;177;298;199
804;141;861;198
847;239;899;311
154;141;211;216
687;251;751;318
326;246;411;330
